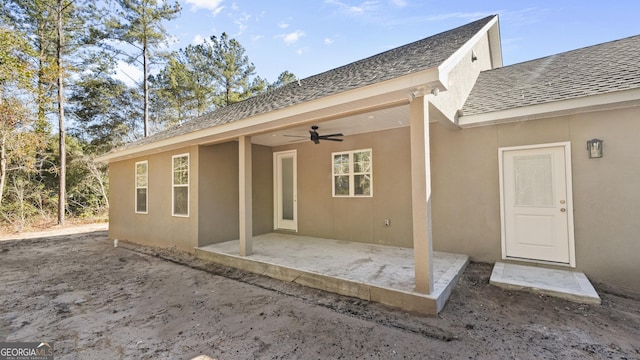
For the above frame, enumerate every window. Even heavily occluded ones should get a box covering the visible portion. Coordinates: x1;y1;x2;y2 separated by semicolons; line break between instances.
135;161;148;214
172;154;189;216
332;149;372;197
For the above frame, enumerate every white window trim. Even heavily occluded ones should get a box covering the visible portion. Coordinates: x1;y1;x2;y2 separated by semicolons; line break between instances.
332;148;373;198
135;160;148;214
172;153;190;217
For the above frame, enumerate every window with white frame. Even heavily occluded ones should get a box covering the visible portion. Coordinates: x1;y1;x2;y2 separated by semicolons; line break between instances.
332;149;372;197
172;154;189;216
135;161;148;213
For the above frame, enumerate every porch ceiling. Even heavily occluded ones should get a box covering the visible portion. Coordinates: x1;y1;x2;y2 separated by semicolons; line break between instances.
251;104;410;147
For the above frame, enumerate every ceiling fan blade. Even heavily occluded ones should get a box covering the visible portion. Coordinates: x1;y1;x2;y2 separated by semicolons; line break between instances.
283;135;308;138
321;133;343;137
321;137;343;142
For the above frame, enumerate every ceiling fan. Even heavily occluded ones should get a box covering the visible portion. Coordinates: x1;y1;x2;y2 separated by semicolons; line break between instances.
285;125;344;144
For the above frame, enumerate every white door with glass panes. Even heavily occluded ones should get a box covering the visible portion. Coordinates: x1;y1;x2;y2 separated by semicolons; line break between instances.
500;143;575;266
274;150;297;231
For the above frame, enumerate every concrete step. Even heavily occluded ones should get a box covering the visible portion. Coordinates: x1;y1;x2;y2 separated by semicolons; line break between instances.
490;262;601;304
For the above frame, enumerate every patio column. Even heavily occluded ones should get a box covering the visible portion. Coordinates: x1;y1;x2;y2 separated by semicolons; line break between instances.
409;95;434;294
239;135;253;256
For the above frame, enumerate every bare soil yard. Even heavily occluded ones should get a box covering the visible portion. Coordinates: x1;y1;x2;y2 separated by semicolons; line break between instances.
1;227;639;359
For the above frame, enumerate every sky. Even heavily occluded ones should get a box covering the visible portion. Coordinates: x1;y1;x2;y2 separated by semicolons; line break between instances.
115;0;640;86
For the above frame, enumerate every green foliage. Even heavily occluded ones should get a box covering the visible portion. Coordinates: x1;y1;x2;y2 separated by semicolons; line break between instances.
270;70;297;89
70;66;143;151
149;53;196;126
0;0;297;230
207;32;257;107
106;0;180;55
0;27;35;88
149;32;289;129
105;0;181;137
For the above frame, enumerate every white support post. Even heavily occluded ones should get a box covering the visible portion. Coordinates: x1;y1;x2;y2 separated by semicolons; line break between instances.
239;136;253;256
409;95;434;294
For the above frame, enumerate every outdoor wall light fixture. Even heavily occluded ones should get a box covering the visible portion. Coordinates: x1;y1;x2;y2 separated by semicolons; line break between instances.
587;138;603;158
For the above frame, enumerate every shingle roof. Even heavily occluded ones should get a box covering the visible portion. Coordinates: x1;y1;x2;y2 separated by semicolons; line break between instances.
461;34;640;116
123;15;496;150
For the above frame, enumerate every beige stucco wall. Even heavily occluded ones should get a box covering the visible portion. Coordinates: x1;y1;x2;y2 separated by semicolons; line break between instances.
108;146;199;251
109;142;272;250
430;32;493;122
197;142;273;247
431;106;640;291
108;105;639;291
274;127;414;247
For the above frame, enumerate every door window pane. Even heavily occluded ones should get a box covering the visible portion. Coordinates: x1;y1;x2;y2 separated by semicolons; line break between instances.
514;155;553;207
281;157;294;220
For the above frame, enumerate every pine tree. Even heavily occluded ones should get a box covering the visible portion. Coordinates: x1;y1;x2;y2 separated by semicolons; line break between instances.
105;0;180;137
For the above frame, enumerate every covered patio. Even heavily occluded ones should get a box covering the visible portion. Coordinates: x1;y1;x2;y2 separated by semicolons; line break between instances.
195;233;468;314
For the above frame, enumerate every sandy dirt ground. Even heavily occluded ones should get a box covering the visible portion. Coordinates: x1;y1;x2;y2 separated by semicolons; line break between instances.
0;227;639;359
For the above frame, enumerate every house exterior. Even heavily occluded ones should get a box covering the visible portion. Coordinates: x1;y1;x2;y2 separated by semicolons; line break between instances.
96;15;640;304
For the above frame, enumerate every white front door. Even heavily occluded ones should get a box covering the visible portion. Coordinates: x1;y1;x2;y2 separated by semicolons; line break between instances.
274;150;297;231
499;143;575;266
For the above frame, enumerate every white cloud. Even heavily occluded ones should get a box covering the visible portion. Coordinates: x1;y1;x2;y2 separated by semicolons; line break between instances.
389;0;406;7
296;48;304;55
325;0;380;15
278;21;289;29
324;37;334;45
191;34;206;45
234;13;251;36
251;34;264;41
185;0;225;14
281;30;305;45
114;61;143;87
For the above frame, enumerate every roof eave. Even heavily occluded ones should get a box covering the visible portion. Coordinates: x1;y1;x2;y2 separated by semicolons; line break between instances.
95;67;442;163
457;88;640;128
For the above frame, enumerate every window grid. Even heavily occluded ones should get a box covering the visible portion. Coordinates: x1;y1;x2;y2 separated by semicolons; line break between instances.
332;149;372;197
172;154;189;217
135;161;148;214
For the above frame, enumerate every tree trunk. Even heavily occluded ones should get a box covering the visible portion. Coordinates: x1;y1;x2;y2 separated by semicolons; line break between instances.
0;131;7;207
143;39;149;137
57;0;66;225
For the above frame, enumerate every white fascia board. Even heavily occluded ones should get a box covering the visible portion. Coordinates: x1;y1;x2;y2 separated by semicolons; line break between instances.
438;15;500;86
458;88;640;128
487;17;503;68
96;68;441;163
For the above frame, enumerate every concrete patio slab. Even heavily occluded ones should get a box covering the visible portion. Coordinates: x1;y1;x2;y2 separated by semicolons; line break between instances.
490;262;601;304
195;233;469;315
